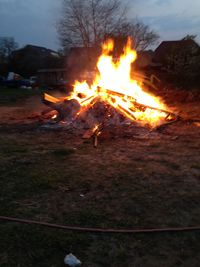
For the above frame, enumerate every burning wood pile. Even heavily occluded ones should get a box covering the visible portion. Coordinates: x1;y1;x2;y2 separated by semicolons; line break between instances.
42;38;179;145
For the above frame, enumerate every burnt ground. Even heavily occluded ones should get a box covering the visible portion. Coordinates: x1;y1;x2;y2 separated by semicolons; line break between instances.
0;87;200;267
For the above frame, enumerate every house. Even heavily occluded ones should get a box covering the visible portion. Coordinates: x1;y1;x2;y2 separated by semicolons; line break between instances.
134;50;160;69
37;68;68;87
10;45;62;77
12;44;59;59
153;39;200;71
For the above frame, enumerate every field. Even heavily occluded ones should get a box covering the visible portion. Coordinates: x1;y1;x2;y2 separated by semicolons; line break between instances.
0;86;200;267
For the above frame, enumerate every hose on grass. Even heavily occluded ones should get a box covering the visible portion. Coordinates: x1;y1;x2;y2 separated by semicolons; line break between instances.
1;216;200;234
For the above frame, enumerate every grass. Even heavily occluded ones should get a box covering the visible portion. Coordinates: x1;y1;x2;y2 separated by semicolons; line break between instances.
0;89;200;266
0;129;200;267
52;147;76;157
0;86;44;106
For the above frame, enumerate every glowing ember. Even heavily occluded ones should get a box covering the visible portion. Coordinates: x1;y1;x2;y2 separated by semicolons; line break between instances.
47;38;170;127
51;114;57;119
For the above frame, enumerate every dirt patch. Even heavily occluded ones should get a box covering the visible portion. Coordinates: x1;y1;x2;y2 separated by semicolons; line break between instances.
0;95;46;124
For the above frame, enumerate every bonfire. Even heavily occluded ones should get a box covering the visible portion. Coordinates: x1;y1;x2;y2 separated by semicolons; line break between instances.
43;38;179;144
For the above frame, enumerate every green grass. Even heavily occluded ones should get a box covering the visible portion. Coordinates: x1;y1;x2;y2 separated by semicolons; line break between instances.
0;86;43;105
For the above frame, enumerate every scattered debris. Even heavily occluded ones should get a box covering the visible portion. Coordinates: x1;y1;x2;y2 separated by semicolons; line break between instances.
64;253;81;266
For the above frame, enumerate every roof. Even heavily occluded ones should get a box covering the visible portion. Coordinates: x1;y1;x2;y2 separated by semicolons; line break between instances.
13;44;59;56
154;39;199;61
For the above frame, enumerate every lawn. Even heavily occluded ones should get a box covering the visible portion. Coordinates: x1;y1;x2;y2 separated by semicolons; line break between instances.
0;86;43;106
0;86;200;266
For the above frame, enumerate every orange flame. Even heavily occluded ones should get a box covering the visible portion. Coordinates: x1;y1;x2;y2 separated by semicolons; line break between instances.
68;38;168;126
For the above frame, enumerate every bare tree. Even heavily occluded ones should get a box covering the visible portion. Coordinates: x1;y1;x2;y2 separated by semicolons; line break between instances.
117;20;159;51
0;37;18;62
58;0;159;52
57;0;127;49
182;34;197;41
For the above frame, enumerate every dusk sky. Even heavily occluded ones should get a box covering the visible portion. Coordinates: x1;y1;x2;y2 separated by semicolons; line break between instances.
0;0;200;51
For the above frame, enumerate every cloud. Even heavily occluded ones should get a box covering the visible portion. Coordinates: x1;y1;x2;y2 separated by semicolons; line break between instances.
142;14;200;43
0;0;61;50
155;0;171;5
132;0;200;17
129;0;200;44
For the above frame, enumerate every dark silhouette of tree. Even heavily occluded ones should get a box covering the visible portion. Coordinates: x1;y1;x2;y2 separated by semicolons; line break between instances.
182;34;197;41
0;37;18;62
58;0;159;52
58;0;127;49
117;20;159;51
0;37;18;76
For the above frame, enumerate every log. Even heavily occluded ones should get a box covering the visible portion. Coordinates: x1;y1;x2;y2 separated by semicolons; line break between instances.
132;101;179;118
43;93;60;103
93;134;98;147
43;97;81;121
155;117;180;131
97;86;136;101
96;86;179;118
98;86;180;118
117;104;136;120
80;95;96;105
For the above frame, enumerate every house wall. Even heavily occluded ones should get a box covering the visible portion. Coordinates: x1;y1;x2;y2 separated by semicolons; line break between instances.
37;70;68;86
